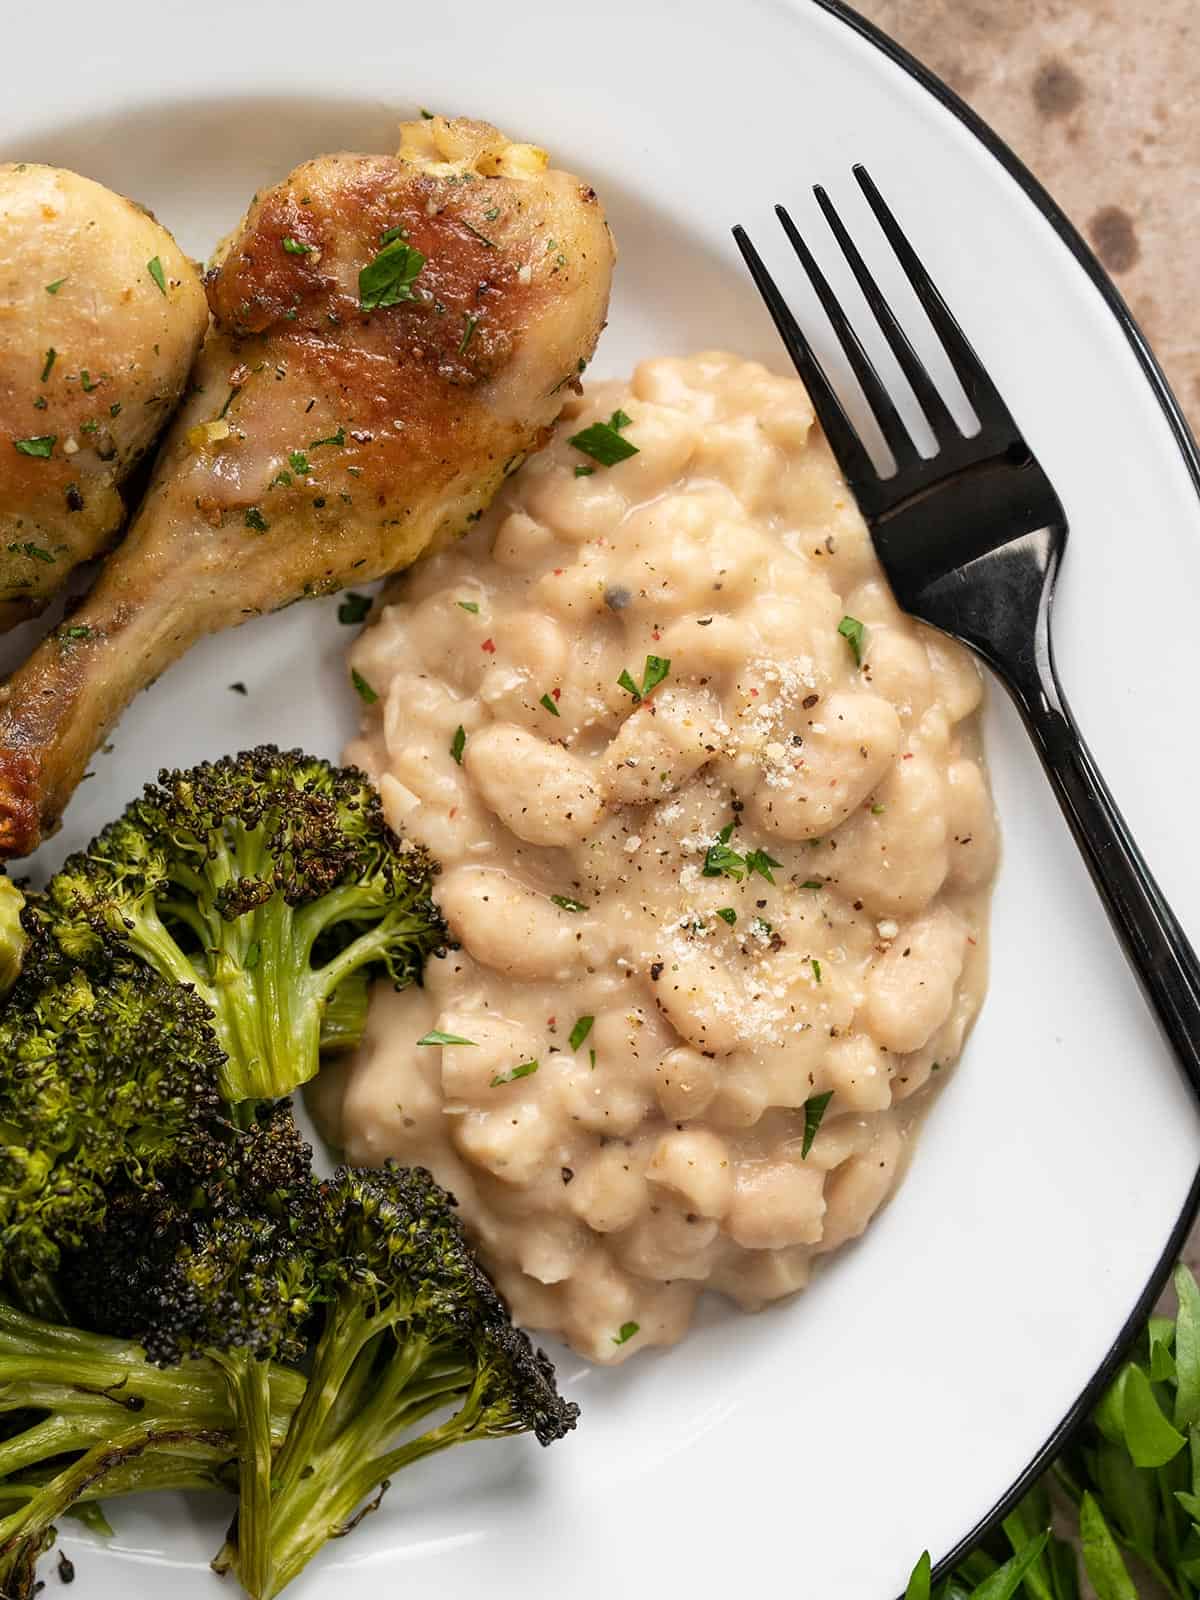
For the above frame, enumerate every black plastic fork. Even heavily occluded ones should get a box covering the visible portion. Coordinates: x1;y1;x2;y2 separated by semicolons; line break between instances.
734;166;1200;1100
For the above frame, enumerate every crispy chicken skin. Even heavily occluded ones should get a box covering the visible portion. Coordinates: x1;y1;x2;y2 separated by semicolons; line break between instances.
0;164;207;627
0;118;614;858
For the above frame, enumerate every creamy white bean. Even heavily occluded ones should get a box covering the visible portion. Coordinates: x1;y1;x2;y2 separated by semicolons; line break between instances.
313;352;998;1364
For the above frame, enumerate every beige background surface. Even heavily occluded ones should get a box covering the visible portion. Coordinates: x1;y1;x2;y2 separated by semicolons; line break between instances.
854;0;1199;435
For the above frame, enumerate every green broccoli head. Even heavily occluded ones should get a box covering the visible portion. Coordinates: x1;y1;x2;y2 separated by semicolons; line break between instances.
0;876;26;996
31;746;447;1105
66;1105;321;1370
0;964;225;1316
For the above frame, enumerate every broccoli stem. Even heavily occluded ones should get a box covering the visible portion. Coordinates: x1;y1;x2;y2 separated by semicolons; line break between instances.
209;1349;275;1600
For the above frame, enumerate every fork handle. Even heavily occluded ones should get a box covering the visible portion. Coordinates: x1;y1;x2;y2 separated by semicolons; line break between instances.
1008;651;1200;1097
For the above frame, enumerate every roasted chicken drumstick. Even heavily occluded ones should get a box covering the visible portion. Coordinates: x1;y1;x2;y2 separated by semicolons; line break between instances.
0;162;207;628
0;118;614;858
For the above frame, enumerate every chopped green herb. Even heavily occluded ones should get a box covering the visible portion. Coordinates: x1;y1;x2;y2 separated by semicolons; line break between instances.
244;507;269;533
80;370;98;392
358;239;425;311
13;435;55;458
491;1059;539;1087
567;409;639;468
753;917;773;936
270;471;293;489
745;847;782;885
419;107;435;119
417;1030;477;1047
244;941;261;970
702;823;746;881
460;219;496;248
459;314;478;355
589;1048;597;1071
282;237;313;255
288;449;311;476
483;206;500;222
32;396;47;410
308;428;345;450
800;879;824;890
810;957;823;984
351;668;378;704
612;1322;639;1347
109;402;122;417
147;256;167;295
44;278;67;295
65;625;91;640
550;894;588;913
617;654;671;703
574;464;595;478
569;1016;595;1051
379;225;408;246
337;592;372;625
456;599;480;614
871;803;886;815
80;420;98;434
801;1091;833;1158
837;614;866;666
450;725;466;765
40;348;56;382
539;692;561;717
716;907;738;926
7;542;55;564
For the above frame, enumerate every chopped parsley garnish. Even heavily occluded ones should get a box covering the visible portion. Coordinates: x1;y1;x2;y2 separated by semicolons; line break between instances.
7;542;54;563
271;471;293;489
550;894;588;913
358;239;425;311
32;397;47;410
716;907;738;926
484;206;500;222
282;237;313;255
380;225;408;245
800;879;824;890
147;256;167;295
574;464;595;477
702;823;745;881
80;420;98;434
110;402;122;417
307;428;345;451
810;957;823;985
461;219;496;248
567;409;639;468
351;668;378;704
837;614;866;665
617;654;670;703
745;847;782;885
288;449;311;475
753;917;773;936
459;314;478;354
539;692;561;717
456;599;480;613
40;348;56;382
244;507;269;533
801;1091;834;1158
417;1030;477;1047
337;592;372;625
612;1322;639;1347
419;107;435;119
64;625;91;640
450;725;466;765
589;1048;597;1071
871;802;886;815
45;278;67;295
80;370;98;392
13;435;55;458
491;1059;539;1087
568;1016;595;1051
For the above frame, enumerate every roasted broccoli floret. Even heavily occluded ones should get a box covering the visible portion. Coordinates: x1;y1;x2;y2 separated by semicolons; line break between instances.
31;746;446;1104
0;963;225;1320
216;1163;579;1600
0;877;25;996
0;1300;304;1600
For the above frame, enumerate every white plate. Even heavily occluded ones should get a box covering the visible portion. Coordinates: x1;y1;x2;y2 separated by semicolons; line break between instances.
4;2;1200;1595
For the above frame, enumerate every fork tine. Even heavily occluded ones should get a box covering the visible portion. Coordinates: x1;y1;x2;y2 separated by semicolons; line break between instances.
852;164;1020;444
773;204;919;471
732;224;882;504
811;183;959;445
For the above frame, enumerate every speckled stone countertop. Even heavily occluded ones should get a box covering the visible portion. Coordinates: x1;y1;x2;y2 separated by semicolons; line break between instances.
855;0;1199;436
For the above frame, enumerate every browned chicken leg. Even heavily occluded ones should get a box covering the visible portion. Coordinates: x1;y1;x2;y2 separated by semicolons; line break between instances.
0;163;208;626
0;117;614;857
